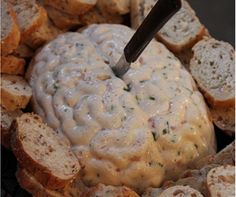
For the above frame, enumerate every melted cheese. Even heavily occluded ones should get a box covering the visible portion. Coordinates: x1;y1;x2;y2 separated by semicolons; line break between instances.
29;24;215;191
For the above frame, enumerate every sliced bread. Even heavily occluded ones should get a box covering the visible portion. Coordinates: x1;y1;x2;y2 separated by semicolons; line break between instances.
10;0;47;40
211;107;235;135
0;74;32;111
193;141;235;169
45;6;82;30
80;6;123;26
97;0;130;15
206;165;235;197
0;105;23;148
1;0;21;55
190;38;235;108
24;19;62;49
131;0;209;53
1;55;25;75
11;113;80;189
13;44;34;58
16;168;64;197
158;185;203;197
84;184;140;197
44;0;97;15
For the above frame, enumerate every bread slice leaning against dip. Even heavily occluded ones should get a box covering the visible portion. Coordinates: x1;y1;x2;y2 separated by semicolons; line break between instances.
28;24;215;192
11;113;80;190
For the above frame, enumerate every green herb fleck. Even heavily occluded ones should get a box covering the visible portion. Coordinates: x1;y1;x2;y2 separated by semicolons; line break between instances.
110;105;114;111
140;80;147;83
152;132;157;141
53;83;59;90
121;116;127;121
149;96;156;101
162;129;168;135
123;83;131;92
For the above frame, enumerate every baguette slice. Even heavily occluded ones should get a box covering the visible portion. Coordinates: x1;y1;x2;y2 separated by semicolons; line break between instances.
10;0;47;40
211;107;235;135
44;0;97;15
0;106;23;148
80;6;123;26
84;184;140;197
11;113;80;189
206;165;235;197
0;74;32;111
24;20;62;49
16;168;64;197
193;141;235;169
159;185;203;197
1;55;25;75
45;6;82;30
13;44;34;58
97;0;130;15
1;0;21;55
131;0;209;53
190;38;235;108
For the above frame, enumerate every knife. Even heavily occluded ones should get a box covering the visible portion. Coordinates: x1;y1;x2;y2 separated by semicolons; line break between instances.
112;0;182;77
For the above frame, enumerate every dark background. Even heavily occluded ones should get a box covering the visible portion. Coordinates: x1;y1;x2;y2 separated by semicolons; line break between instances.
1;1;235;197
188;0;235;47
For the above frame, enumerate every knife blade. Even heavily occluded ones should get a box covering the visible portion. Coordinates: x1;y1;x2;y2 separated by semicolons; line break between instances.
112;0;182;77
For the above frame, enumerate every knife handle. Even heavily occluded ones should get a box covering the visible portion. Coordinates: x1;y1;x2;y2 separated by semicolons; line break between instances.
124;0;181;63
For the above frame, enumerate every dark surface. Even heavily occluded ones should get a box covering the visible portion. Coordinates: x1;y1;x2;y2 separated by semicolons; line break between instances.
1;1;235;196
188;0;235;47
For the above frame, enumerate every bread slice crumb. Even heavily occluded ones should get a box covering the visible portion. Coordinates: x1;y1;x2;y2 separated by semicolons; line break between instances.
0;74;32;111
11;113;81;189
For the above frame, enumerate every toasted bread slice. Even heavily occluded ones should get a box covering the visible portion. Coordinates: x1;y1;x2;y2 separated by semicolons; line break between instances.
80;6;123;26
0;74;32;111
11;113;80;189
131;0;209;53
1;55;25;75
97;0;130;15
45;6;82;30
193;141;235;169
13;44;34;58
25;19;62;49
0;106;22;148
1;0;20;55
10;0;47;40
211;107;235;135
16;168;64;197
159;185;203;197
84;184;140;197
44;0;97;15
206;165;235;197
190;38;235;108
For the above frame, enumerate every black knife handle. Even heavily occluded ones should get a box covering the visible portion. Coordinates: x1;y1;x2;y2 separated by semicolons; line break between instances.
124;0;181;63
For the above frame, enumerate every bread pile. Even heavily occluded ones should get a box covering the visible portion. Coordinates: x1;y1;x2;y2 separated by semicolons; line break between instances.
1;0;235;196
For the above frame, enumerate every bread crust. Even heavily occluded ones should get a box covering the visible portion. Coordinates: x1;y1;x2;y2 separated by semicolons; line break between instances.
156;26;209;54
16;168;64;197
45;6;81;30
19;5;48;41
44;0;96;15
1;2;21;55
1;55;25;75
11;113;80;190
0;106;23;149
0;74;32;111
24;20;62;49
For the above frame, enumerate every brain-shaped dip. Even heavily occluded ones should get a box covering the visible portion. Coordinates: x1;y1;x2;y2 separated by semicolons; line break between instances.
29;24;216;191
